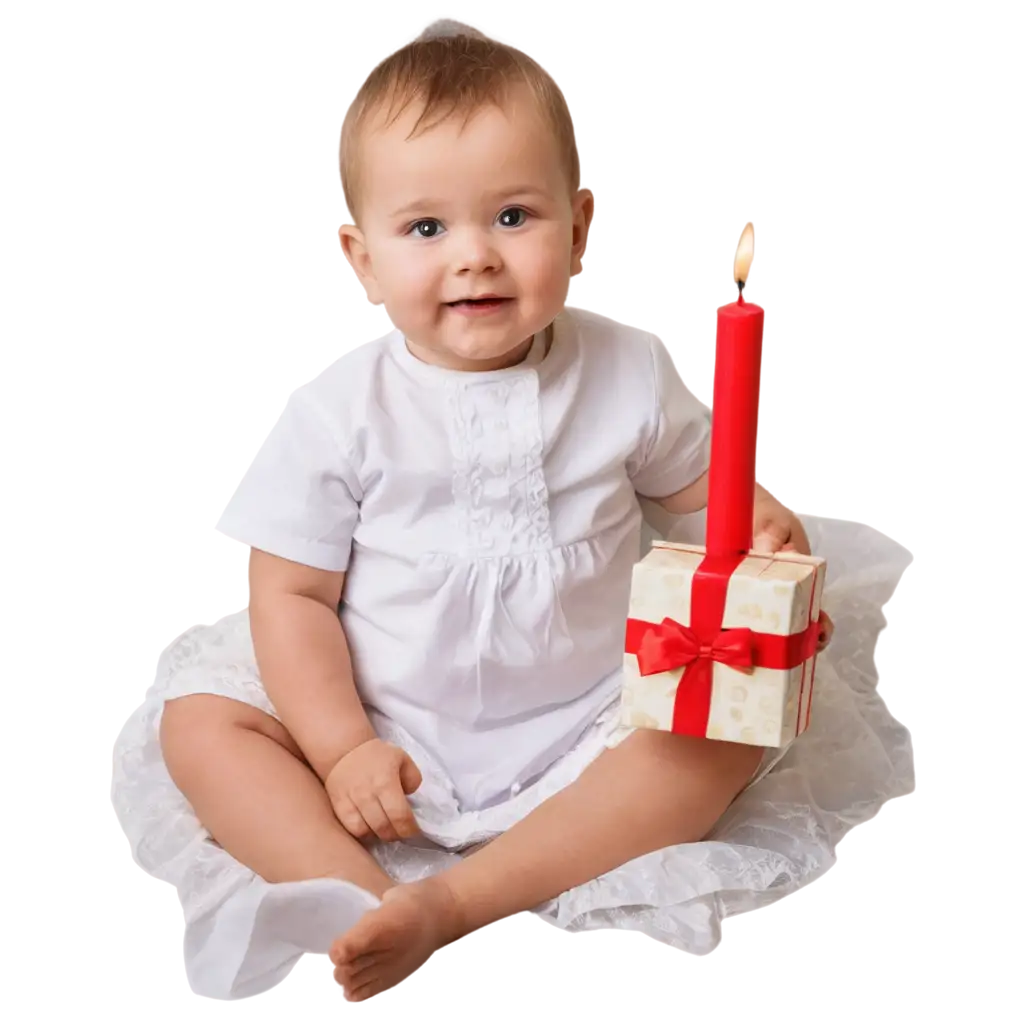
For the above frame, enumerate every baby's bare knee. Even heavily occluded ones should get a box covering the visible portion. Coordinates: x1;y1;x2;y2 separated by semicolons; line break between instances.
617;726;698;764
160;694;231;771
160;694;301;771
161;692;236;741
619;727;762;783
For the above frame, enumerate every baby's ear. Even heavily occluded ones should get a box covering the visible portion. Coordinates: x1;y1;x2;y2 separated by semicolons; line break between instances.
338;225;384;305
569;189;595;277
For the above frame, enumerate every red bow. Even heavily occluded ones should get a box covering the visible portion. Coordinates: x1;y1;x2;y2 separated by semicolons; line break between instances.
636;618;756;677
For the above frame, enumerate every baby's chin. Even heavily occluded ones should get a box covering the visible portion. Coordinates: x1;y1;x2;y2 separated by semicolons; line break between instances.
410;330;536;371
395;323;536;372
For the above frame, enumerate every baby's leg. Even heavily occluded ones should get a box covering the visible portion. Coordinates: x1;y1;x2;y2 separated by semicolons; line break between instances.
160;693;394;897
330;729;761;1000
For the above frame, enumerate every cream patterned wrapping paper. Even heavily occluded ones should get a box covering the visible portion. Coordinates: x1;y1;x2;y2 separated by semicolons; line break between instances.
621;541;826;747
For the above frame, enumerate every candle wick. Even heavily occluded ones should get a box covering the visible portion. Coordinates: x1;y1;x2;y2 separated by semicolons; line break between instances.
737;280;745;304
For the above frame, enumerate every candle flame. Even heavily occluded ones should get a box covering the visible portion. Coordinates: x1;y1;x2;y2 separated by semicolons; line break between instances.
734;223;754;289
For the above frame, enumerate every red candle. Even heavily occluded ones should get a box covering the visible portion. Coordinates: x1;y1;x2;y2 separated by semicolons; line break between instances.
705;223;764;557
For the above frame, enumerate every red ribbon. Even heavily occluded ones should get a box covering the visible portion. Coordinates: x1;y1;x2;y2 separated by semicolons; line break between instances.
624;552;821;737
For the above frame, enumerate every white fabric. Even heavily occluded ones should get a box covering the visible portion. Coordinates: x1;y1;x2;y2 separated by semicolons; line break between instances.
110;307;915;1000
213;307;711;812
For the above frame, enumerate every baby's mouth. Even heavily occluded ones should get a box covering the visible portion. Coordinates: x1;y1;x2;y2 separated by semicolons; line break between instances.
446;297;512;308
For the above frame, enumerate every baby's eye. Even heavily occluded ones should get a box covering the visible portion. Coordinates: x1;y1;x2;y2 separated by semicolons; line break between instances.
410;219;443;239
499;207;528;228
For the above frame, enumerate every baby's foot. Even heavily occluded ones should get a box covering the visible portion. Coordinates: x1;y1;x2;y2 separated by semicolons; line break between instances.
329;877;462;1001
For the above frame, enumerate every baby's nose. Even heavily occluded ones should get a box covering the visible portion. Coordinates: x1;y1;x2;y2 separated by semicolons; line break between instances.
452;228;503;273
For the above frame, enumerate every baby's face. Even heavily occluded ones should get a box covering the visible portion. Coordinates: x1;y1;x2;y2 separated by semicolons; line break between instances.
340;85;593;371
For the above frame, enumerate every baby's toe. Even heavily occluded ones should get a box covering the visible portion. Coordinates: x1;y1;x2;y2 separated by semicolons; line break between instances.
346;974;383;1002
331;933;364;962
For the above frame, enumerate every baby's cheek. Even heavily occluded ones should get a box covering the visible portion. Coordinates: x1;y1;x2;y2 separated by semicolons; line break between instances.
400;266;438;305
528;247;572;301
388;271;438;328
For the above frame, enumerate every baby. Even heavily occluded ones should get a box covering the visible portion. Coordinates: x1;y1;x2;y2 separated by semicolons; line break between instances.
115;19;834;1003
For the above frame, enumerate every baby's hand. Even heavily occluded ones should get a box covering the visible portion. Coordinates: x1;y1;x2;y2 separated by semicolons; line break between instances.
325;739;423;843
751;493;811;557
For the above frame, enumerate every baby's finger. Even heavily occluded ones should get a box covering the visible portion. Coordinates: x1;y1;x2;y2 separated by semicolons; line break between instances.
355;795;400;843
332;798;373;841
752;529;785;554
817;611;834;649
398;754;423;795
379;784;420;839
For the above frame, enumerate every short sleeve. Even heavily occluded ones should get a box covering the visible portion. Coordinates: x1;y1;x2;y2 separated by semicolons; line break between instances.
214;390;361;571
629;333;711;499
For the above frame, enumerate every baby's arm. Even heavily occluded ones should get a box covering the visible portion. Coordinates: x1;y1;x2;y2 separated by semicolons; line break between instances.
248;547;376;782
648;469;709;516
249;549;424;840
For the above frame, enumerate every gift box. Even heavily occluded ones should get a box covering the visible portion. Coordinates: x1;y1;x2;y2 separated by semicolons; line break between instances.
621;540;826;747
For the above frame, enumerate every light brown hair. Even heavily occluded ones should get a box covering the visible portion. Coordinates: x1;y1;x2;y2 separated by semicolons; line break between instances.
339;21;580;225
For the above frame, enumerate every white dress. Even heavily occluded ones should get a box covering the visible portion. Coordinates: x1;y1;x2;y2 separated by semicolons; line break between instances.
111;306;915;999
